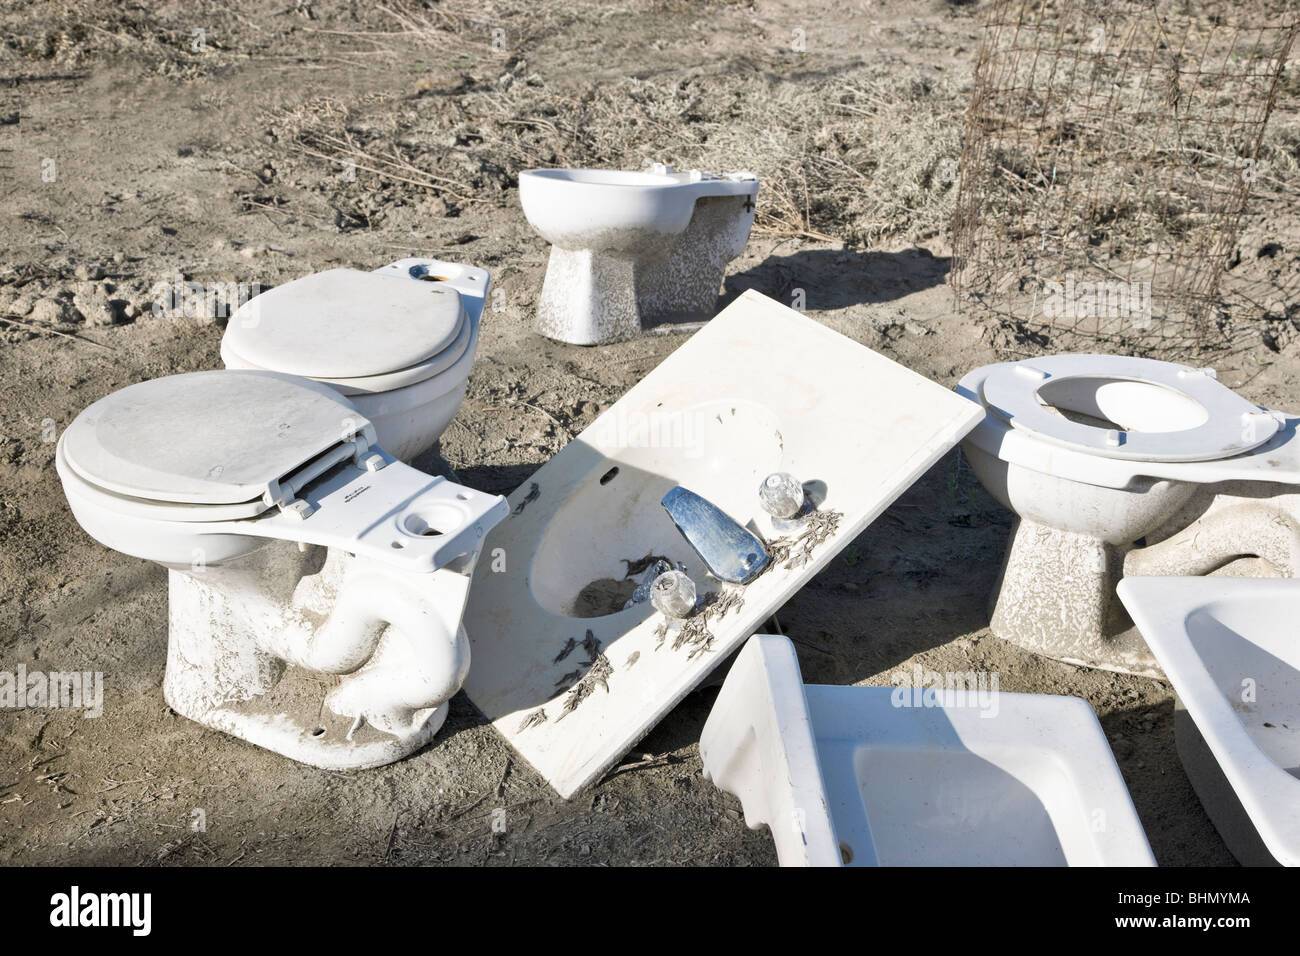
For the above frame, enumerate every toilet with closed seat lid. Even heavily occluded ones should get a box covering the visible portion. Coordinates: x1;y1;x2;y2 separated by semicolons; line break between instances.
221;258;488;462
958;352;1300;676
55;368;508;770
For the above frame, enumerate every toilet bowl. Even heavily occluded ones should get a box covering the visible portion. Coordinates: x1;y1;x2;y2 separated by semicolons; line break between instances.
958;353;1300;676
700;635;1155;866
1118;576;1300;866
460;290;983;798
518;165;759;345
221;258;488;462
56;369;508;770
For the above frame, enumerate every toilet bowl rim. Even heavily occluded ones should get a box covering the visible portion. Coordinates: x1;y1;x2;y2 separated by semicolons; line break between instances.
965;354;1278;463
520;166;760;198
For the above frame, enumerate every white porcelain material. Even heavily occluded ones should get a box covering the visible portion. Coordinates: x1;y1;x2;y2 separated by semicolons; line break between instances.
221;258;489;461
701;635;1156;867
959;354;1300;676
1117;576;1300;866
518;166;759;345
461;291;984;798
56;370;507;770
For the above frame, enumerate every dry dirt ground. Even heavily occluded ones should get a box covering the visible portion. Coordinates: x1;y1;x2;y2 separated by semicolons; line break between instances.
0;0;1298;866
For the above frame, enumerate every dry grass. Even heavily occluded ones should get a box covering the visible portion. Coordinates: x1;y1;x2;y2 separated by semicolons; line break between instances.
268;60;966;246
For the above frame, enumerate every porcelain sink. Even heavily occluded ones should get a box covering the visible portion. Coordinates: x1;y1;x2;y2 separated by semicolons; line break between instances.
1118;576;1300;865
701;635;1156;866
461;290;984;798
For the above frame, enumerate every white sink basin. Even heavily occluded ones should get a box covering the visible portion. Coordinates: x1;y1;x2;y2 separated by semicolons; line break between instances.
1118;576;1300;866
462;291;984;798
701;635;1155;866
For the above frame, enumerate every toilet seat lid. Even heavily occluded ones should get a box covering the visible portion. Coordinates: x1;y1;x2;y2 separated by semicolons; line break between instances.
223;269;466;380
220;308;474;395
979;354;1279;462
60;371;365;506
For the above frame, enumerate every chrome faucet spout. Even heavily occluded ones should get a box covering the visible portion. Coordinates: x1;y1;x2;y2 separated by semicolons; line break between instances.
660;485;770;584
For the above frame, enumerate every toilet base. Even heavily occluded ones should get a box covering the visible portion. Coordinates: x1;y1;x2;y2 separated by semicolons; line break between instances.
164;677;449;772
536;247;640;345
163;564;453;771
989;517;1162;677
635;194;754;322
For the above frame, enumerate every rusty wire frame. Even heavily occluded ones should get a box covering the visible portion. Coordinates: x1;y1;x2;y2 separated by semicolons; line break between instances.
951;0;1298;358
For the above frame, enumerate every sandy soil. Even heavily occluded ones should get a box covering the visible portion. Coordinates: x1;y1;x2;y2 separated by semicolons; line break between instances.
1;0;1298;866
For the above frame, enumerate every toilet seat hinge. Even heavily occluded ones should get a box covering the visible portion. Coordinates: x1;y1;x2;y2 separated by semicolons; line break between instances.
262;435;379;520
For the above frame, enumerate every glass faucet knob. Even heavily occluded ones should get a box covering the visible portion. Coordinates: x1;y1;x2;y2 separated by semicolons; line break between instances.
759;472;805;520
650;570;697;619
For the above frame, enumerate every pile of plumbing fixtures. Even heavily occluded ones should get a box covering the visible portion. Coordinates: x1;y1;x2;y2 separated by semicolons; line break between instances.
56;164;1299;866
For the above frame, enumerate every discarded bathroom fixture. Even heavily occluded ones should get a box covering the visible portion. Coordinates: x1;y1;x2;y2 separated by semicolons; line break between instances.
701;635;1156;866
461;290;984;798
958;354;1300;677
222;258;489;462
518;165;759;345
1118;577;1300;866
55;370;507;770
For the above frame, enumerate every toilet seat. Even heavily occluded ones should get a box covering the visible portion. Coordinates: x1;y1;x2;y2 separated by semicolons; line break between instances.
221;267;476;395
60;370;371;509
980;355;1279;462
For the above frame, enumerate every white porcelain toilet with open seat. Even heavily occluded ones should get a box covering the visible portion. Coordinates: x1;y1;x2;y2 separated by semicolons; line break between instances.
519;165;759;345
958;353;1300;676
221;258;488;462
56;369;508;770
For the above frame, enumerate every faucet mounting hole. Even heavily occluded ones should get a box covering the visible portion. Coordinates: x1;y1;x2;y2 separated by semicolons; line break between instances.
599;467;619;486
839;842;854;864
311;726;326;738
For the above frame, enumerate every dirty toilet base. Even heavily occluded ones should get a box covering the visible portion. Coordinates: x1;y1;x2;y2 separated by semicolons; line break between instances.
164;568;452;772
988;516;1162;677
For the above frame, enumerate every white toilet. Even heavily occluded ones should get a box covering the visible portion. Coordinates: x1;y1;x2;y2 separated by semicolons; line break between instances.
958;354;1300;676
518;165;759;345
56;369;508;770
221;258;488;462
700;635;1155;866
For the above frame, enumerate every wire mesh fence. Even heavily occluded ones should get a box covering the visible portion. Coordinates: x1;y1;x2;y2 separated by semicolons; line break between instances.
950;0;1298;359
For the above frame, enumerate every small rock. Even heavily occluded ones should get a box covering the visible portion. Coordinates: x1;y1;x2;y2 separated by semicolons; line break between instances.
579;844;591;857
8;295;33;316
904;320;931;336
30;297;76;325
73;261;105;281
842;582;859;592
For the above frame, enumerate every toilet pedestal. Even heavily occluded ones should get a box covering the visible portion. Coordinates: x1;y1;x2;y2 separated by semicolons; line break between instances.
989;517;1161;677
163;546;455;771
635;194;756;321
536;247;639;345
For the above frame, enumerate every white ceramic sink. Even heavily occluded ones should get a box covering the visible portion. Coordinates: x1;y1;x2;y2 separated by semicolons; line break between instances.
1118;576;1300;865
701;635;1156;866
462;291;984;798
